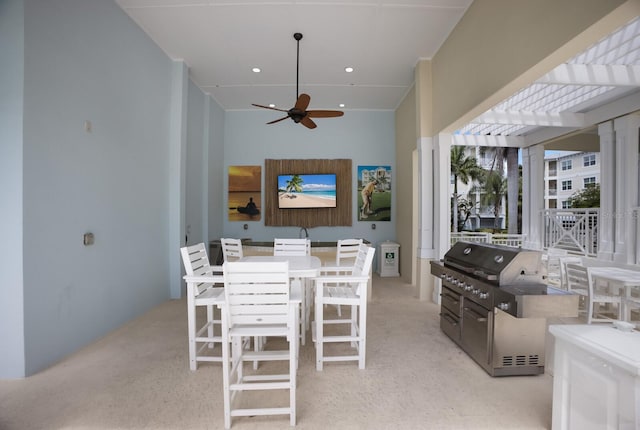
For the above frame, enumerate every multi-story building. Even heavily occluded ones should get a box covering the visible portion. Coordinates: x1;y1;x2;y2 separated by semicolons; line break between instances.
544;151;600;209
453;147;507;230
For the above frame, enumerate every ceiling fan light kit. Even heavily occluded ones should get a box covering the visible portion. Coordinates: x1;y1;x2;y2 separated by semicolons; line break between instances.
252;33;344;129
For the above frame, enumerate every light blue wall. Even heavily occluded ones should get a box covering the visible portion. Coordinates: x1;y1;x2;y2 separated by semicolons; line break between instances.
0;0;26;378
208;100;225;242
20;0;175;376
186;80;206;246
223;110;396;246
2;0;390;378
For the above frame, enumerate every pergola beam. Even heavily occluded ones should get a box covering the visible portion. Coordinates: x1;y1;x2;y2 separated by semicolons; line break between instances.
538;64;640;87
475;110;586;128
452;134;525;147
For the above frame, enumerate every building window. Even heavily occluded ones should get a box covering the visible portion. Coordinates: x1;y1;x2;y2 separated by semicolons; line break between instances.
562;180;572;191
584;177;597;187
583;154;596;167
561;160;572;171
562;200;571;209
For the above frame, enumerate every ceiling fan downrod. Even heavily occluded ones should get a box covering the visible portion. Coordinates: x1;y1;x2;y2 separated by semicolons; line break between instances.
294;32;302;100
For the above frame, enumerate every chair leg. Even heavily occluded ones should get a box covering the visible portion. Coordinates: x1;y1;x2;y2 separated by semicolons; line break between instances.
206;305;215;348
187;292;197;371
315;284;324;371
289;313;297;426
358;296;367;369
221;317;231;429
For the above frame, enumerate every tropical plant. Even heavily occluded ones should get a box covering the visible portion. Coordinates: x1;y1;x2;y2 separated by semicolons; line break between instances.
567;183;600;208
477;169;508;231
454;197;478;232
479;146;520;233
450;146;483;232
285;175;303;196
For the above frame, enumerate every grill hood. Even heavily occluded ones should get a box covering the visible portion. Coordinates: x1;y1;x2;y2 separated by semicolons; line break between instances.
443;241;544;286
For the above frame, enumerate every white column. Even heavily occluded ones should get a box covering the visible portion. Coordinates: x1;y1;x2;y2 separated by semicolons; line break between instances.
433;134;451;259
418;137;434;259
613;114;640;264
417;137;434;301
522;145;544;250
598;121;615;261
416;133;450;303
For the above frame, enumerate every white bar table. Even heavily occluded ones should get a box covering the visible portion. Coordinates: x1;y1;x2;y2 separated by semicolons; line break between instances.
240;255;321;345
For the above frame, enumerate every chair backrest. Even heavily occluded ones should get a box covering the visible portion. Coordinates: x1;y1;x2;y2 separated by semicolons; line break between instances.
336;238;364;266
221;238;244;261
353;244;376;277
223;261;291;327
565;263;591;296
559;256;583;289
180;243;222;295
273;238;311;256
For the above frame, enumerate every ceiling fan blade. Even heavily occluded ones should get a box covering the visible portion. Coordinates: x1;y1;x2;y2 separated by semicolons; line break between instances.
300;116;317;129
252;103;288;113
295;93;311;111
307;110;344;118
266;116;289;125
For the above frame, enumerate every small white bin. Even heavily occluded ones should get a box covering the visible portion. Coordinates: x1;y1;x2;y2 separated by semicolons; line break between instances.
377;241;399;277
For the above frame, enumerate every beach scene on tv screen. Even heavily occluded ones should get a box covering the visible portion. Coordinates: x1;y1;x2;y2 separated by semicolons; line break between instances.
278;174;337;208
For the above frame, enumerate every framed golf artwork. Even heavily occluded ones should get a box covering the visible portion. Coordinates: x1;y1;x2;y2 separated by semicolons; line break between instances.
357;165;391;221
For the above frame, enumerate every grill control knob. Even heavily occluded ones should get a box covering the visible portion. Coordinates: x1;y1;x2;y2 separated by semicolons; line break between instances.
464;284;473;291
479;292;488;299
498;302;511;311
472;288;480;295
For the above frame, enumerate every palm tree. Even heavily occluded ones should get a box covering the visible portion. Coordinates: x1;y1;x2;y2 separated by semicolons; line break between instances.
479;146;520;233
285;175;303;197
479;170;508;231
450;146;483;232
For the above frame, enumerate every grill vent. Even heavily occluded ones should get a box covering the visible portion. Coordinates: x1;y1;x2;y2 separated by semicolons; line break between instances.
501;355;540;367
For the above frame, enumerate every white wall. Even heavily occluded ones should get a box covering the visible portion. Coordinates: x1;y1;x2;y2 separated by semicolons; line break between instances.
223;110;397;246
18;0;175;376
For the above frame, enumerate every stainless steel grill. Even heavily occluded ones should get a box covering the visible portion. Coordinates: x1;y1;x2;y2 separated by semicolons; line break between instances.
430;241;578;376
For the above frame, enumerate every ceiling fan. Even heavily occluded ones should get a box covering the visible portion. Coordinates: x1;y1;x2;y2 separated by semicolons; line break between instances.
252;33;344;129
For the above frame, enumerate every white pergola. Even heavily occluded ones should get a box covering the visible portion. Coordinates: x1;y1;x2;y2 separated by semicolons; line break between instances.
447;16;640;264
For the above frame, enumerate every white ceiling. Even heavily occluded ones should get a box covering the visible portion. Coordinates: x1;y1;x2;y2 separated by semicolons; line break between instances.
115;0;474;111
115;1;640;148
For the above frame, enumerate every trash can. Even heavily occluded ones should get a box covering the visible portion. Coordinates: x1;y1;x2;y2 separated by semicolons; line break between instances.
377;241;399;277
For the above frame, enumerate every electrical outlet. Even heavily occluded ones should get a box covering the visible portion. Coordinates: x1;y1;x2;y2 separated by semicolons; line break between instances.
84;120;92;133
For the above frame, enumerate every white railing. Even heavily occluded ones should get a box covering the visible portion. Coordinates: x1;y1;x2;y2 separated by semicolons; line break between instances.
542;209;599;257
491;234;526;248
632;207;640;265
450;232;525;248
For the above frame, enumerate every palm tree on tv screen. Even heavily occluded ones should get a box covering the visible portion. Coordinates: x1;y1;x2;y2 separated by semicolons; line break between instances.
285;175;303;197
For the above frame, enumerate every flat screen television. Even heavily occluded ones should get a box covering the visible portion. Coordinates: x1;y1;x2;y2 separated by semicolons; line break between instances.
277;174;337;209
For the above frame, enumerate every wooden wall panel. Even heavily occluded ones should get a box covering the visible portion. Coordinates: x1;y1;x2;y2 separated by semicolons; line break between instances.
265;159;352;227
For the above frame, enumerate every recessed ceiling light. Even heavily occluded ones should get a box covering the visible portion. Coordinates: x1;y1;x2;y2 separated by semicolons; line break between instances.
345;67;354;73
269;104;275;108
339;103;345;108
252;67;261;73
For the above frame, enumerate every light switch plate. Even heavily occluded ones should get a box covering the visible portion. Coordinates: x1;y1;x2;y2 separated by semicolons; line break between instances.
83;232;94;246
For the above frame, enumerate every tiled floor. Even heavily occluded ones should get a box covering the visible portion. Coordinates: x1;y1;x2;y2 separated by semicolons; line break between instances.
0;275;560;429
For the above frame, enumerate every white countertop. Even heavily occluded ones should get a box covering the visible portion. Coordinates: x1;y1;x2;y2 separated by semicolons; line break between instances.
549;324;640;375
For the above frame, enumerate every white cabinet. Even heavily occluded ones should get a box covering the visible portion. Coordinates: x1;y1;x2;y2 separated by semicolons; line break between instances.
549;324;640;430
